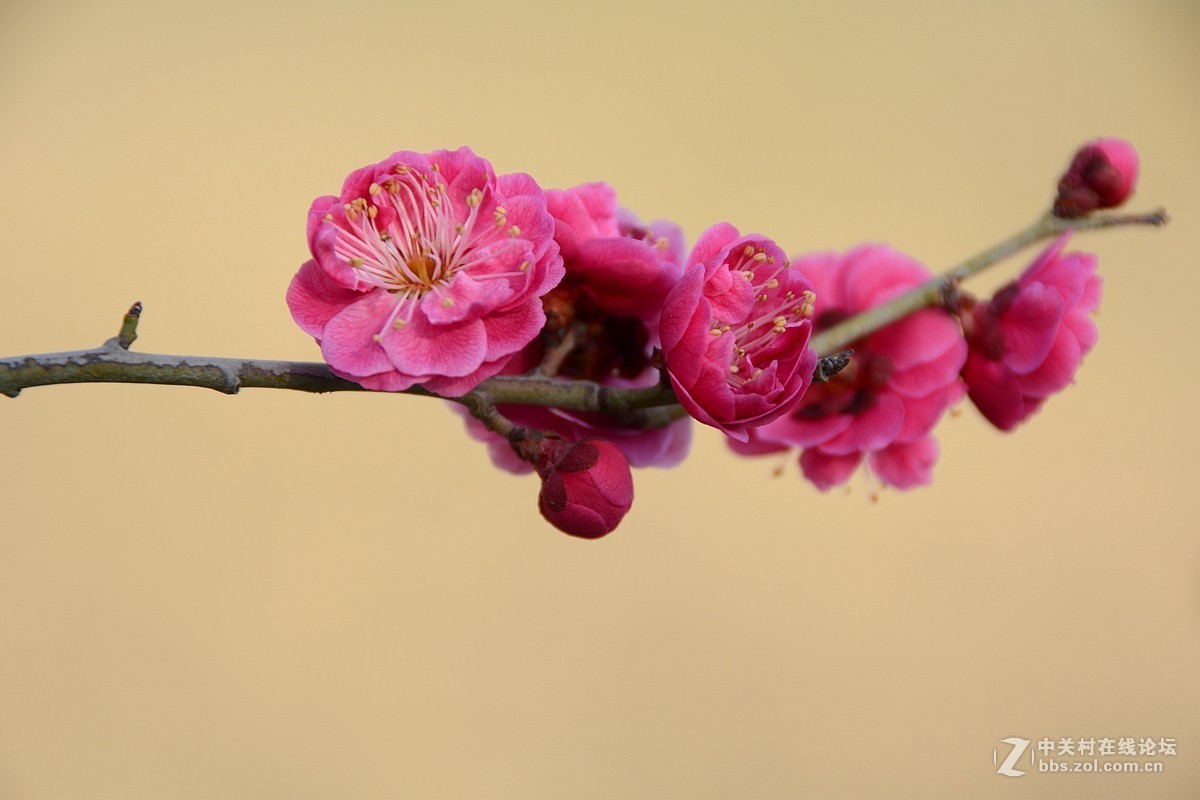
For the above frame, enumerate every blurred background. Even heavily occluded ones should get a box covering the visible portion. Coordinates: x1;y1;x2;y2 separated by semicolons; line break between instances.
1;1;1197;797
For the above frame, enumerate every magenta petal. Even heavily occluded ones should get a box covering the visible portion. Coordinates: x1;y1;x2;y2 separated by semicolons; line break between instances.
547;182;617;237
647;218;687;268
886;336;968;398
287;259;362;338
819;392;906;455
868;309;963;372
686;222;739;268
799;448;863;491
421;272;495;326
1001;283;1064;374
320;292;398;378
572;237;679;318
349;368;423;392
757;410;855;448
840;245;928;311
1063;309;1099;356
789;251;842;309
381;312;488;378
1019;328;1082;397
480;300;546;362
870;438;939;489
420;359;509;397
1031;251;1095;310
311;219;360;290
1079;275;1103;314
963;352;1026;431
1019;234;1072;286
659;265;707;357
895;384;962;442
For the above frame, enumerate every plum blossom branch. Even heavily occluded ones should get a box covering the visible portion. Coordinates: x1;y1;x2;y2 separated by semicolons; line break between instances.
0;305;686;427
0;208;1167;419
809;207;1169;356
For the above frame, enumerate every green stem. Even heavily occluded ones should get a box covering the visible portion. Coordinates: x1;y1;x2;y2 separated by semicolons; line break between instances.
809;208;1168;355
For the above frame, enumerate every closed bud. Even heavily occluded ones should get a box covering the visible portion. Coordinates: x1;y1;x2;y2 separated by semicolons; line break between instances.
536;439;634;539
1053;138;1139;218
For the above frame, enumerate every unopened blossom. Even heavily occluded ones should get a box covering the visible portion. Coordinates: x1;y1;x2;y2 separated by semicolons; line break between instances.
659;223;818;442
536;438;634;539
1054;138;1139;218
961;233;1101;431
287;147;564;396
732;245;966;490
457;182;692;472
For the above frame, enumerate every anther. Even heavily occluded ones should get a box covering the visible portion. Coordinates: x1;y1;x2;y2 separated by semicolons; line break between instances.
519;261;530;272
742;245;755;257
765;279;779;289
508;225;521;237
368;183;381;196
753;252;768;262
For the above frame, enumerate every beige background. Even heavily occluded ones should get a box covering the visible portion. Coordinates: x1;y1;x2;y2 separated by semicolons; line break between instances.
1;1;1197;797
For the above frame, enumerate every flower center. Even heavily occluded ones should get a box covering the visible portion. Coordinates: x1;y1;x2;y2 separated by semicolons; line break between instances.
710;245;815;387
326;164;529;336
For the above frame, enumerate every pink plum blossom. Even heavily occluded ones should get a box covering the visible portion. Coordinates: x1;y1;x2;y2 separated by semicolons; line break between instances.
287;147;564;396
659;223;818;442
961;233;1101;431
536;438;634;539
732;245;966;490
1054;137;1139;218
456;182;692;471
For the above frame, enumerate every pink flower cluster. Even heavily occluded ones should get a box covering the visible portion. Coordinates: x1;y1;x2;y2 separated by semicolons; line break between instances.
287;140;1130;536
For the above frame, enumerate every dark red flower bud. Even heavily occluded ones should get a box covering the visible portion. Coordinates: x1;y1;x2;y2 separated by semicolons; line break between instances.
536;439;634;539
1053;138;1139;218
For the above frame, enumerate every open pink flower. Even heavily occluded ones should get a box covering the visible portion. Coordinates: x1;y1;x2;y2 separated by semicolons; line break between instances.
287;147;564;396
659;223;818;442
456;182;692;471
732;245;966;490
961;233;1101;431
536;438;634;539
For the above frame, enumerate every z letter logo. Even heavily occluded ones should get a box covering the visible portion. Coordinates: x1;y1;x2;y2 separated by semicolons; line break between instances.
994;737;1031;777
